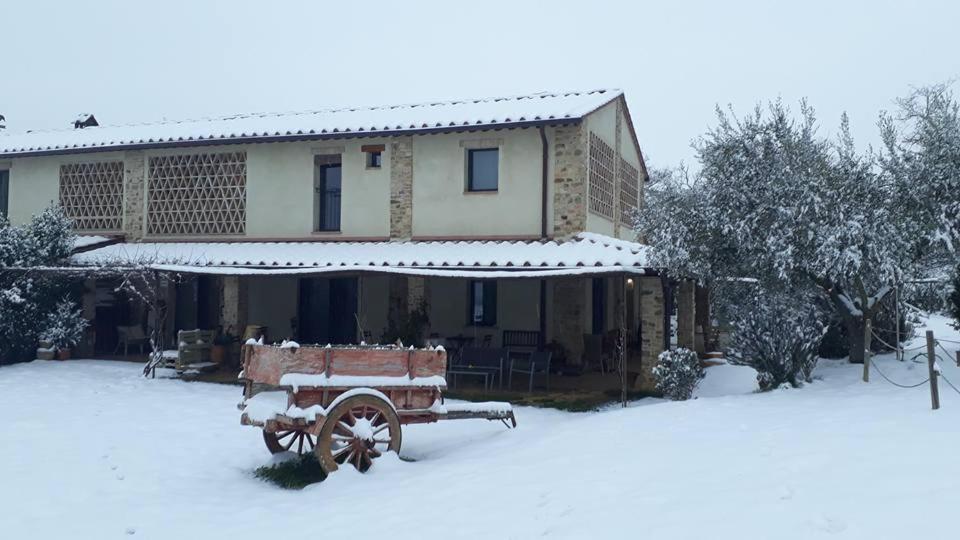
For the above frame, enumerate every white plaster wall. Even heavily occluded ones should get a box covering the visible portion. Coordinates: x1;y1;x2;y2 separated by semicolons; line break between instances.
412;129;545;238
3;152;125;226
426;277;541;347
144;140;391;239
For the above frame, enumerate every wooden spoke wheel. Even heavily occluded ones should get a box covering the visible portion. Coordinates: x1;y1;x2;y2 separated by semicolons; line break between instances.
316;394;401;474
263;429;317;456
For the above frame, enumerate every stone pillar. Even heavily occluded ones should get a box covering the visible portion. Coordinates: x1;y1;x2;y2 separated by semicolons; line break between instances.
676;280;696;351
552;124;588;238
390;137;414;239
123;150;146;240
613;99;624;237
636;276;666;391
552;278;585;367
220;276;248;337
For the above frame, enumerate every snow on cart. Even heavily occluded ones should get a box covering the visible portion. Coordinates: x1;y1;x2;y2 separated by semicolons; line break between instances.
239;342;516;473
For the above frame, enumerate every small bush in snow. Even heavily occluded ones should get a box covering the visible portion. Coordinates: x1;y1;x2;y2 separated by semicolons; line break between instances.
652;347;704;400
41;299;88;350
729;294;825;391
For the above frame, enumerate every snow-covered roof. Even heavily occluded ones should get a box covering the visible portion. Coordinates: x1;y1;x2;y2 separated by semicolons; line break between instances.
0;89;621;157
70;232;651;277
72;235;120;252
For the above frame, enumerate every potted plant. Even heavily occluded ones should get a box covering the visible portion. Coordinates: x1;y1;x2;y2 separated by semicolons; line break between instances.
212;332;236;364
41;299;88;361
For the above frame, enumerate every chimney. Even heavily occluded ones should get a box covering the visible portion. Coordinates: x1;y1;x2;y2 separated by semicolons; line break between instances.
74;114;99;129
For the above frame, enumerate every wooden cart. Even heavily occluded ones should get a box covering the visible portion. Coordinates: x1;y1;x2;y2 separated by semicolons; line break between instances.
239;342;516;473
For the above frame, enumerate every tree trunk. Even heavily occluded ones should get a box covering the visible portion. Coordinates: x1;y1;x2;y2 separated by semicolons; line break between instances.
844;315;866;364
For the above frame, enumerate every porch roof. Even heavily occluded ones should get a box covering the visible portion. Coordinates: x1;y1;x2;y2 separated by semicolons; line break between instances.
70;232;653;278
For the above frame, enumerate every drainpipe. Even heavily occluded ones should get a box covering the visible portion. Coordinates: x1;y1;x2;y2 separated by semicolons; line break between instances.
538;125;549;239
538;126;549;351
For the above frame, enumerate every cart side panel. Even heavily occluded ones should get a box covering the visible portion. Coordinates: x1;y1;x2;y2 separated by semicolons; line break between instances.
244;346;328;385
328;349;410;377
409;349;447;378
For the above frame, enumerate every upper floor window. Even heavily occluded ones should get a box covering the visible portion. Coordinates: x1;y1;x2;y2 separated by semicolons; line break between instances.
467;148;499;192
147;152;247;236
59;161;124;231
0;170;8;220
467;280;497;326
362;144;384;169
314;155;342;232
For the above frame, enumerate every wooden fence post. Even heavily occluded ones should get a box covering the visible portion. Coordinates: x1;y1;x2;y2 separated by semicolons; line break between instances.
862;319;872;382
926;330;940;410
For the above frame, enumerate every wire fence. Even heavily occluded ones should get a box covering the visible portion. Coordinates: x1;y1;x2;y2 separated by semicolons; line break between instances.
864;331;960;405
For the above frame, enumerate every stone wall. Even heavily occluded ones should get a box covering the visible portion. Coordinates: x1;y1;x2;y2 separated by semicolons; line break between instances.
122;150;146;240
390;137;414;239
552;278;585;366
636;275;666;391
220;276;249;337
552;124;588;238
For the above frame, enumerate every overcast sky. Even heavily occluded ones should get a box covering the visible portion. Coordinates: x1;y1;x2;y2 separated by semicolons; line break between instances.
2;0;958;167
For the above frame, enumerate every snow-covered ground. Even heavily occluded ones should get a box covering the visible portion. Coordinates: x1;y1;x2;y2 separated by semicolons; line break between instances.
2;316;960;539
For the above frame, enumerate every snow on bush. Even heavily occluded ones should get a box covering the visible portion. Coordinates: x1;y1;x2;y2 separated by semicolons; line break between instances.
652;347;704;401
729;295;825;391
0;206;76;363
40;299;88;350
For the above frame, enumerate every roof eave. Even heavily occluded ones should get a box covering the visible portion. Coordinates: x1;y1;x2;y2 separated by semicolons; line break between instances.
0;118;582;159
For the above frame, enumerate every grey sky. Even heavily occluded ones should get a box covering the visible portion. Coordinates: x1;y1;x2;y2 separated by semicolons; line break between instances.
2;0;958;168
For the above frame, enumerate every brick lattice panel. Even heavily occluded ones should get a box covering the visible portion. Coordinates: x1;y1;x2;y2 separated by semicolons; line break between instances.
619;158;640;224
588;132;615;219
59;161;124;231
147;152;247;236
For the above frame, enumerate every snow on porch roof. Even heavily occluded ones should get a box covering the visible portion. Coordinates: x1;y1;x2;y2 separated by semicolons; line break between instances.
70;232;651;276
0;89;620;157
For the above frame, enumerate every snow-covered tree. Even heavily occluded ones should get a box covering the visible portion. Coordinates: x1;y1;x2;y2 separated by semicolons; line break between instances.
0;206;77;363
41;298;88;350
880;83;960;252
637;101;923;363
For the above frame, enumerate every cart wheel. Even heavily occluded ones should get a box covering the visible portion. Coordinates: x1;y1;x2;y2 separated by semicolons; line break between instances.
316;394;401;474
263;429;317;456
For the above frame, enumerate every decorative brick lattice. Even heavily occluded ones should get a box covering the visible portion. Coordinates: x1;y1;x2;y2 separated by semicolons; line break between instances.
59;161;125;231
619;158;640;224
588;133;615;219
147;152;247;236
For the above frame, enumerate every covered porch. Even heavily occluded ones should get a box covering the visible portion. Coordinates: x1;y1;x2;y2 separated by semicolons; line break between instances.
71;234;709;394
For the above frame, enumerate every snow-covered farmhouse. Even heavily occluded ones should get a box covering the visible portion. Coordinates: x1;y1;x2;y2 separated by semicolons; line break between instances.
0;89;705;390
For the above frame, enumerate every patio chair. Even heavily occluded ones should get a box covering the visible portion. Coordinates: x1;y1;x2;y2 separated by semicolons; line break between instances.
509;351;552;393
454;347;508;388
115;325;149;357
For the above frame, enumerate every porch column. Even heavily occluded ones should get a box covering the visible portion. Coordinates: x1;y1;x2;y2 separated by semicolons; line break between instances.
695;284;710;355
636;275;666;391
220;276;248;337
676;280;696;351
552;278;585;367
79;278;97;357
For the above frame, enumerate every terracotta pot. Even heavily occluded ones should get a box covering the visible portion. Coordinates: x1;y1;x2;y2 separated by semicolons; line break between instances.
56;348;71;361
210;345;226;364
